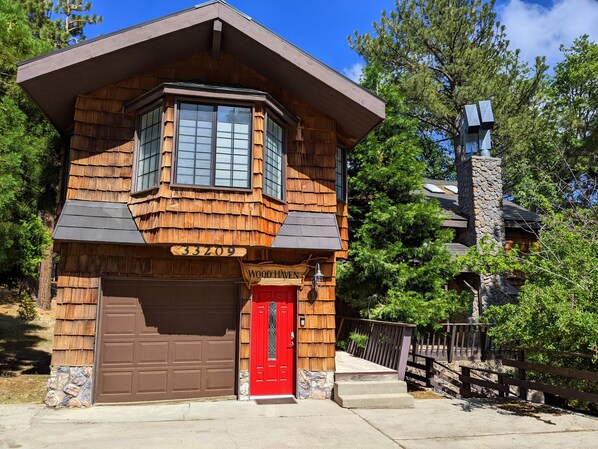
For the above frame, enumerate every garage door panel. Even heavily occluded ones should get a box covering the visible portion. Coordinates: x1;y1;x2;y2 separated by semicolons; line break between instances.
205;340;235;363
100;372;133;395
172;341;203;363
137;370;169;394
172;369;202;392
205;368;236;391
104;313;137;336
139;306;171;335
138;341;169;364
101;342;135;365
171;310;208;335
97;280;238;403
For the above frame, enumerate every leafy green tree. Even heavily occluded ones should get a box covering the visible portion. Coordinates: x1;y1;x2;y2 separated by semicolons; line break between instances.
337;66;465;329
461;206;598;357
548;36;597;205
349;0;548;188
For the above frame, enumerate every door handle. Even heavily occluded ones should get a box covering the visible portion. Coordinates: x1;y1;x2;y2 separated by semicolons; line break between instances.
290;331;295;347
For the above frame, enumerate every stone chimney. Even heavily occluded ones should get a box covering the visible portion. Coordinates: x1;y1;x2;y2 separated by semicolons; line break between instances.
457;102;506;316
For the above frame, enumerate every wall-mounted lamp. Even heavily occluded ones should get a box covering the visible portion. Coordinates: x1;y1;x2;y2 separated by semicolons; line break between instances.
312;263;324;289
299;315;306;327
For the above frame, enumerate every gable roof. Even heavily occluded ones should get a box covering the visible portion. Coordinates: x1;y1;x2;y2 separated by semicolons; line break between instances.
17;0;385;142
422;179;541;230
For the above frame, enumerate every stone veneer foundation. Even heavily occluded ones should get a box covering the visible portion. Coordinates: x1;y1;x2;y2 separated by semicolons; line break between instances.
297;370;334;399
457;156;507;313
239;370;334;400
45;366;93;408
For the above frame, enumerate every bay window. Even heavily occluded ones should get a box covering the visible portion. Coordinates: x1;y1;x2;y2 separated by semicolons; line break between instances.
175;102;252;189
135;105;162;192
264;117;284;200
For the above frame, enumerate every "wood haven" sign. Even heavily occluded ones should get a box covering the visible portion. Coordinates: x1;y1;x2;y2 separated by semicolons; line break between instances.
240;262;311;287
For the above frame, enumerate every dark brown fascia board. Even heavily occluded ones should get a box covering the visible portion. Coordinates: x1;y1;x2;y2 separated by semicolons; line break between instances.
125;83;299;127
17;0;384;139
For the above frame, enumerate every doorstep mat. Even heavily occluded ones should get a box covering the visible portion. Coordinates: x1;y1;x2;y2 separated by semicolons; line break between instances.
254;397;297;405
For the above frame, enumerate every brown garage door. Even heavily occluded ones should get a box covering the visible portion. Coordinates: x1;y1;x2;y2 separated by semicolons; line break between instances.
96;279;238;403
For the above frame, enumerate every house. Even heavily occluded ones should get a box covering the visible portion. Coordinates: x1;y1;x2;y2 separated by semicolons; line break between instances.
423;172;541;319
17;1;385;407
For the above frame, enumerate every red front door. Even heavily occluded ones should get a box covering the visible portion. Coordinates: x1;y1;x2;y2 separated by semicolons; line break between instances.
250;286;296;396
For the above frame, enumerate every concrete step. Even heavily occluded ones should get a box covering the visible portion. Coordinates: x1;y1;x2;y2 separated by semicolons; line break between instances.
334;392;414;409
334;380;407;396
334;372;398;382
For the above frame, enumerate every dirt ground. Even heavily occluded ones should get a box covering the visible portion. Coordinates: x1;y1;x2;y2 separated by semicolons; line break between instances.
0;287;55;404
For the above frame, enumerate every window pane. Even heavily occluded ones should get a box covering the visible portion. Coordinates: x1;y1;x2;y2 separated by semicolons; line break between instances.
176;103;251;188
215;106;251;188
268;301;276;359
136;105;162;191
264;119;284;199
175;103;214;186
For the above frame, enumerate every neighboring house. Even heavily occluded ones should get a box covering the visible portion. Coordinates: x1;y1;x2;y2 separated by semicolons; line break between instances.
422;174;541;319
17;1;385;407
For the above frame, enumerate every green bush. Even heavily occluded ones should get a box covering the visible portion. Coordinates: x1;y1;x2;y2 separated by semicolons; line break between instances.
18;292;37;321
349;332;369;349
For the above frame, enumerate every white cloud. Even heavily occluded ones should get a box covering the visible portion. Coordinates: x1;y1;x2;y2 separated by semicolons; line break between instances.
498;0;598;69
342;62;364;83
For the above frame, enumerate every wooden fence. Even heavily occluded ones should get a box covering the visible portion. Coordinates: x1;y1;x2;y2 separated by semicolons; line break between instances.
336;317;415;381
406;349;598;408
406;353;463;398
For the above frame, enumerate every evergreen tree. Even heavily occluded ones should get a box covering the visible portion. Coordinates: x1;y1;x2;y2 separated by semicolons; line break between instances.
349;0;547;186
337;66;465;329
0;0;100;306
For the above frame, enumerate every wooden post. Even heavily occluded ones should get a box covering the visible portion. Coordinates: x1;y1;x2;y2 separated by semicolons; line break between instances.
425;356;435;388
461;366;471;397
518;350;527;400
497;373;506;398
480;326;488;362
335;317;345;342
396;326;413;381
448;324;456;363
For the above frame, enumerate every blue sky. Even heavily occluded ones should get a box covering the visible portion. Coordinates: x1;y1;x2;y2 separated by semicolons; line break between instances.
86;0;598;80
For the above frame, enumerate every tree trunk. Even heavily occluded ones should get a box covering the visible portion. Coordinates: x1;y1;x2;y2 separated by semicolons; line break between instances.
37;213;55;310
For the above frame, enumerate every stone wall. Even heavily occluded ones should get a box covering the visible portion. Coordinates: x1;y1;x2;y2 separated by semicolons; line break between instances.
457;156;507;312
45;366;93;408
297;370;334;399
239;370;250;401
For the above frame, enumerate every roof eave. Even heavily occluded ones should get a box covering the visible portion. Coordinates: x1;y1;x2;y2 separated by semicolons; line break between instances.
17;1;385;139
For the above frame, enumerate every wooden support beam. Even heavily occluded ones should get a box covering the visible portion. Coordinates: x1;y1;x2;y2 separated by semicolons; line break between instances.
212;19;222;59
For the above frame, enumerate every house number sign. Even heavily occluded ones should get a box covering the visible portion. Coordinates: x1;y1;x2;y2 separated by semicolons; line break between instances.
170;245;247;257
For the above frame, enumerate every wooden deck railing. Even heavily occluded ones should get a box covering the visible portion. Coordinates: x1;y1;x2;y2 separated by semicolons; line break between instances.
336;317;416;381
411;323;515;362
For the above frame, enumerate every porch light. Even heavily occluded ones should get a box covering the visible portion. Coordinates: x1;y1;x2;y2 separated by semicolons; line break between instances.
312;263;324;289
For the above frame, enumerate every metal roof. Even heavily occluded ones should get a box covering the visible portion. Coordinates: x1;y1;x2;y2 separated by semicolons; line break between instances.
53;200;146;245
271;212;343;251
422;179;541;229
17;0;385;142
445;242;470;257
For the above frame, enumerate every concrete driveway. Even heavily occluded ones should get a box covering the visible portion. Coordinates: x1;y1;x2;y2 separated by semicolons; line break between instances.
1;398;597;449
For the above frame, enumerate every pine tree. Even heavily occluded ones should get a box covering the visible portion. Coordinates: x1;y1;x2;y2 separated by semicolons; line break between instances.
337;65;465;329
349;0;547;181
0;0;100;307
